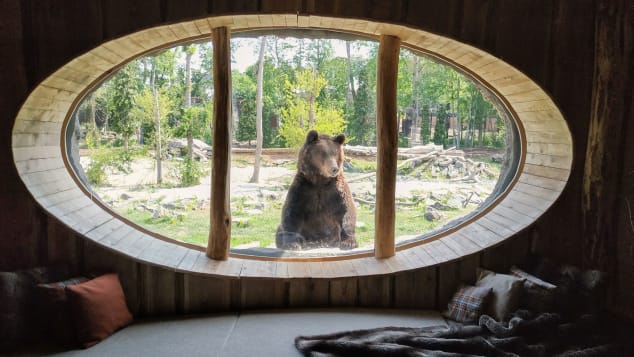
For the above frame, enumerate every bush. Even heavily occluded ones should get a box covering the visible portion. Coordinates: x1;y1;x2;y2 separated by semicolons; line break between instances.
85;147;132;186
491;132;506;148
398;134;409;148
173;157;206;187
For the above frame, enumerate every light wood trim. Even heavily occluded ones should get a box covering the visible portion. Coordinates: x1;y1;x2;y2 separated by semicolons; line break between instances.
374;34;401;259
11;14;573;277
207;27;232;261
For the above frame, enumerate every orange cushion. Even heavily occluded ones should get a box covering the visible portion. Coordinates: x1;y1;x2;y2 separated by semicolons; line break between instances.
66;273;133;348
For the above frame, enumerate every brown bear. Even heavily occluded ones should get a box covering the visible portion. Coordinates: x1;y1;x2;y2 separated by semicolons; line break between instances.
276;130;358;250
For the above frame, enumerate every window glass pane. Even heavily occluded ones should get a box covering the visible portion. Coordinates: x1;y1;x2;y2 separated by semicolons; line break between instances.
229;34;379;257
69;31;518;258
75;41;214;248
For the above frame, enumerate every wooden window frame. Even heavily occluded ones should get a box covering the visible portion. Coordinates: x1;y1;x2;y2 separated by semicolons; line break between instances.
12;15;572;277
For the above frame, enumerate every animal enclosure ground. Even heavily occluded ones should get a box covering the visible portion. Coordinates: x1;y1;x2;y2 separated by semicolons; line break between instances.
88;149;501;252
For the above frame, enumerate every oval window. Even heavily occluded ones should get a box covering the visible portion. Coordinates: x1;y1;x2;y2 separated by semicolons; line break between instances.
68;30;519;258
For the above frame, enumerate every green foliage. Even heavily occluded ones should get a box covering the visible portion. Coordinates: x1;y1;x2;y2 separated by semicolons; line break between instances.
172;156;206;187
131;88;173;147
279;68;345;148
79;36;512;251
433;103;449;146
398;133;409;148
84;128;100;149
172;106;210;143
347;62;375;145
85;147;133;186
106;63;140;147
233;71;257;141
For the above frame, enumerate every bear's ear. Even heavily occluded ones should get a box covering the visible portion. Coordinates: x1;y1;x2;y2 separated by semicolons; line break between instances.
334;134;346;145
306;130;319;143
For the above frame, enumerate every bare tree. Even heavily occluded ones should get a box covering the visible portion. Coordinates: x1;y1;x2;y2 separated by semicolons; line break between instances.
183;45;196;160
250;36;266;183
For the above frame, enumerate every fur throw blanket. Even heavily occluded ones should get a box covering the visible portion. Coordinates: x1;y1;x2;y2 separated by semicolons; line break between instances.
295;310;622;357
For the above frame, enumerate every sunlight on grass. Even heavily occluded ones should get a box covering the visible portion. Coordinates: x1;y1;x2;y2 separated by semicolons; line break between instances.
104;155;501;252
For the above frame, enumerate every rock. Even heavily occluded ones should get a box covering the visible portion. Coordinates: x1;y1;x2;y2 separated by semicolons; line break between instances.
446;197;464;209
136;204;154;212
244;200;265;210
197;199;209;210
120;193;133;200
162;202;181;210
260;190;279;200
430;190;448;201
491;154;505;163
431;201;451;211
152;207;167;219
424;207;442;221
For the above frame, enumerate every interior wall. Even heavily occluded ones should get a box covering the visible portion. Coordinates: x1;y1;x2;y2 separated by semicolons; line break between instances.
0;0;631;318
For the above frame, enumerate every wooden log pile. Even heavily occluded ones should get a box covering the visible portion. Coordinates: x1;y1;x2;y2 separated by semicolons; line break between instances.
347;146;498;183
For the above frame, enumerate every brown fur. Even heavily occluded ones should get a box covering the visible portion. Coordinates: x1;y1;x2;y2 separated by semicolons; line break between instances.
276;130;357;250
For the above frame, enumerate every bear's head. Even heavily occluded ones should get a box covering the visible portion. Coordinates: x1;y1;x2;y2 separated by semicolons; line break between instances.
297;130;346;184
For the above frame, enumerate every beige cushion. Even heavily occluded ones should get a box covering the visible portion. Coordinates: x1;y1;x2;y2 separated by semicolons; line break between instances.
475;268;524;321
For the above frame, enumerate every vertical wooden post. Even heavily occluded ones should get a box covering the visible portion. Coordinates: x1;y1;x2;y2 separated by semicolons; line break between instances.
207;27;232;260
374;34;401;259
582;0;631;272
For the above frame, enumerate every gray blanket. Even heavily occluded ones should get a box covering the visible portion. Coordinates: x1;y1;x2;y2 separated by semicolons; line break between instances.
295;311;621;357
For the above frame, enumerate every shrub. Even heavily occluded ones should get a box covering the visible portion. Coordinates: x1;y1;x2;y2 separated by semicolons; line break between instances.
173;157;206;187
85;147;132;186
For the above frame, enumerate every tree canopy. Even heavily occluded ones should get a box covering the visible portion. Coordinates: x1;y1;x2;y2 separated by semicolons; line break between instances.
77;34;506;168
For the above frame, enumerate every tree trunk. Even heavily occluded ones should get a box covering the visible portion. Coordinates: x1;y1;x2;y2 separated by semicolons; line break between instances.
207;27;232;261
455;77;461;148
185;47;194;160
346;41;357;102
375;34;401;259
250;36;266;183
308;66;316;128
89;93;98;136
151;64;162;185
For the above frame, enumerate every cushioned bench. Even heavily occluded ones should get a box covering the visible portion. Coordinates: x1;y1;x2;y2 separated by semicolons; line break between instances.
30;309;446;356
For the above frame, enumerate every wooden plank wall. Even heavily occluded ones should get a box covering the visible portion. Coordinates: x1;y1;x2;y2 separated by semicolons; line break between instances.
1;0;632;319
42;231;526;315
597;0;633;321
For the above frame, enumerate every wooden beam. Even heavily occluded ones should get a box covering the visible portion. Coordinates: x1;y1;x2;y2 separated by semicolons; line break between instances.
207;27;232;261
582;0;632;272
374;34;401;259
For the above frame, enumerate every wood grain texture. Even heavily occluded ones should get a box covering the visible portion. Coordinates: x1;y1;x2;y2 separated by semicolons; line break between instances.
581;0;631;274
5;2;618;318
240;278;288;310
289;278;330;307
374;34;401;259
183;274;232;313
207;27;232;260
329;278;358;306
140;265;177;316
393;267;437;309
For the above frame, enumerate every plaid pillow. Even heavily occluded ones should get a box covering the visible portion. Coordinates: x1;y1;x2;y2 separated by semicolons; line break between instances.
443;285;492;323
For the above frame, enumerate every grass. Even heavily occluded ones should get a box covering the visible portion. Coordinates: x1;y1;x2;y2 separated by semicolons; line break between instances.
103;153;501;252
117;198;472;250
